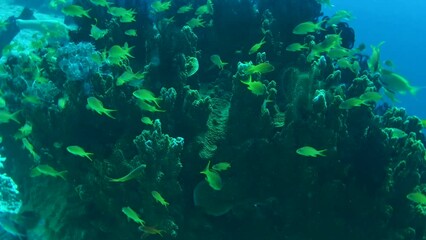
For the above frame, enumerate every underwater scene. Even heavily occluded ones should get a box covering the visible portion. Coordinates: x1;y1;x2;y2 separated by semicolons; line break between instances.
0;0;426;239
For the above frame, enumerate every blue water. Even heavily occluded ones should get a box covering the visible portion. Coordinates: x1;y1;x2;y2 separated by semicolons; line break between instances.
326;0;426;118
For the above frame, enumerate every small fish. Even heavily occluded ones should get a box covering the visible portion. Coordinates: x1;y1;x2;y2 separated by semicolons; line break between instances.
359;92;382;103
380;69;419;95
151;191;169;207
292;21;324;35
109;164;146;182
244;62;274;75
286;43;308;52
141;117;153;125
151;0;172;13
139;225;164;238
18;121;32;137
122;206;145;225
407;192;426;205
137;100;166;113
296;146;326;157
241;77;266;96
368;41;385;72
249;37;266;55
383;60;394;68
212;162;231;172
90;24;108;40
200;161;223;190
86;97;116;119
67;145;94;161
30;164;67;180
339;97;367;110
22;138;40;161
177;4;193;14
62;5;91;18
133;89;162;108
385;127;407;139
210;55;228;70
89;0;111;7
124;29;137;37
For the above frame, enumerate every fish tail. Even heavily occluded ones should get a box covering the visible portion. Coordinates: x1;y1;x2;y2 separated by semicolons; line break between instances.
10;110;21;124
318;149;327;156
58;170;68;180
105;109;116;119
410;86;421;95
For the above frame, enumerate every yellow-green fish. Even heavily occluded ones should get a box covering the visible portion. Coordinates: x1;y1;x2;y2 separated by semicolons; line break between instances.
137;100;166;113
90;24;108;40
368;41;385;72
407;192;426;205
212;162;231;172
66;145;94;161
0;110;20;124
177;4;193;14
122;206;145;225
30;164;67;180
249;37;266;55
200;161;223;190
245;62;274;75
62;5;91;18
380;69;419;95
359;92;382;103
124;29;137;36
141;117;153;125
86;97;116;119
286;43;308;52
296;146;326;157
151;191;169;207
339;97;367;110
240;78;266;96
133;89;162;108
292;21;324;35
385;127;407;139
89;0;111;7
109;164;146;182
22;138;40;161
151;0;171;13
210;55;228;70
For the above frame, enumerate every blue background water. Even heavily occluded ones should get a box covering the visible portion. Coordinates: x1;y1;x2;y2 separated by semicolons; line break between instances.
325;0;426;119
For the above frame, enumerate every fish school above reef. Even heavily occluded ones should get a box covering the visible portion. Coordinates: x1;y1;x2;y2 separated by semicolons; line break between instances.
0;0;425;239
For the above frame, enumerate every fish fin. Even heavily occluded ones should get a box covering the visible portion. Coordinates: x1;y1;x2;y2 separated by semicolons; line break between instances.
58;171;68;180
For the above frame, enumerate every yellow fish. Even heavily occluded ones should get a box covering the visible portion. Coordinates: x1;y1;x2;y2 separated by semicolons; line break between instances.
90;24;108;40
407;192;426;205
296;146;326;157
30;164;67;180
210;55;228;70
200;161;223;190
141;117;154;125
286;43;308;52
240;77;266;96
212;162;231;172
86;97;116;119
151;191;169;207
385;127;407;139
359;92;382;103
244;62;274;75
66;145;94;161
380;69;419;95
249;37;266;55
109;164;146;182
339;97;367;110
124;29;137;37
22;138;40;161
137;100;165;113
0;110;20;124
61;5;91;18
293;21;324;35
133;89;162;108
122;206;145;225
177;4;193;14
